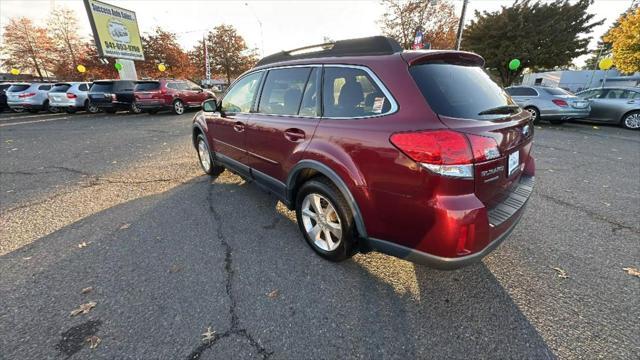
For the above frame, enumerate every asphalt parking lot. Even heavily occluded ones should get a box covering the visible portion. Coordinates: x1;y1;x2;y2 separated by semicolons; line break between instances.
0;110;638;359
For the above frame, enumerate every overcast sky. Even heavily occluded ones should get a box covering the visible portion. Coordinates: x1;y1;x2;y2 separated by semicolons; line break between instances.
0;0;633;67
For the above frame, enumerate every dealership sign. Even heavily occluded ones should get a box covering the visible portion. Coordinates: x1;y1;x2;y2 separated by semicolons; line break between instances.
83;0;144;61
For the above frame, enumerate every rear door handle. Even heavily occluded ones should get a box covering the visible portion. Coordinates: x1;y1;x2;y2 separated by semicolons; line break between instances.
284;128;305;142
233;122;245;132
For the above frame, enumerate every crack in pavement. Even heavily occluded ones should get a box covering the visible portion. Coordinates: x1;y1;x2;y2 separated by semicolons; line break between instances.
186;183;273;360
537;192;639;235
0;165;92;177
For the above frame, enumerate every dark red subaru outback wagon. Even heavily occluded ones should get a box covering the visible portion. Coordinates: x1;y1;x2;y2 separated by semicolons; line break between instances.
192;36;535;269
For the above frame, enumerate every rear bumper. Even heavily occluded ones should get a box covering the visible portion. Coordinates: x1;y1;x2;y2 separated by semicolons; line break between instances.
366;174;535;270
7;101;44;110
49;99;84;108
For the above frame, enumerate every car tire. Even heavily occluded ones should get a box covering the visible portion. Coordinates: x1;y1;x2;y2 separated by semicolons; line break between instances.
129;102;142;114
65;108;77;114
196;134;224;176
295;177;356;262
524;107;540;124
549;119;565;125
86;100;99;114
621;111;640;130
172;99;185;115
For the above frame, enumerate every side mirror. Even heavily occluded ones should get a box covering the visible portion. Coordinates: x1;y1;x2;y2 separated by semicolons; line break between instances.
202;99;218;113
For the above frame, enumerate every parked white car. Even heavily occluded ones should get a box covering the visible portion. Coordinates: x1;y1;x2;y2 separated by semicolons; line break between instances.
48;82;98;114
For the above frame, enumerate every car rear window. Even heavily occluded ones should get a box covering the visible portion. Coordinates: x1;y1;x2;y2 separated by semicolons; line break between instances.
50;84;72;93
135;82;160;91
542;87;571;96
409;64;515;120
8;84;30;92
90;82;114;92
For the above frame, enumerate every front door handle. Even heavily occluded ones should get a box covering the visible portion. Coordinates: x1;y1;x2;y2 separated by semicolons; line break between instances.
233;122;245;132
284;128;305;142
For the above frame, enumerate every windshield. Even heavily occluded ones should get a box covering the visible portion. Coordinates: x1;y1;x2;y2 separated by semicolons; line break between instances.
90;82;114;93
542;87;571;96
409;63;516;120
8;84;30;92
50;84;72;93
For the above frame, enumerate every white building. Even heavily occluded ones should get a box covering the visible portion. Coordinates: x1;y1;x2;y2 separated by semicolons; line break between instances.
521;69;640;92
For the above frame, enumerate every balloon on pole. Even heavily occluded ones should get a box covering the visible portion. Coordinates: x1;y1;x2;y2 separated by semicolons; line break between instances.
10;68;20;76
158;63;166;72
598;58;613;70
77;65;86;73
508;59;521;71
114;62;123;71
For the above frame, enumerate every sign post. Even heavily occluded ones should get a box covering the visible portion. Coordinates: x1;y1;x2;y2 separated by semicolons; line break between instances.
83;0;144;79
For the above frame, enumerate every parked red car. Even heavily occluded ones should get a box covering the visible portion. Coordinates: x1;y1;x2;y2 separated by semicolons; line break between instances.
192;36;535;269
134;79;214;115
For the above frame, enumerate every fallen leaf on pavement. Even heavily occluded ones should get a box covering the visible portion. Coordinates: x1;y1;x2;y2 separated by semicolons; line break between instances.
78;241;89;249
622;267;640;278
23;256;32;260
266;289;279;299
551;267;569;279
168;264;182;273
119;223;130;230
86;335;101;349
201;327;216;343
81;287;94;294
592;126;599;129
70;301;97;316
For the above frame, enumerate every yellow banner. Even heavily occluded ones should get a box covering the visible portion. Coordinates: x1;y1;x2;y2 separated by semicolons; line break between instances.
84;0;144;61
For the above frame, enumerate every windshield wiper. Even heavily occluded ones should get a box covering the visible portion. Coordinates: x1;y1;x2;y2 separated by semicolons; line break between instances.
478;105;520;115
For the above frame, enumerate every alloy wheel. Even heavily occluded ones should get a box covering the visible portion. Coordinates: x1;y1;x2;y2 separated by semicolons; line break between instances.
197;138;211;172
174;101;184;115
131;102;142;114
87;102;99;113
301;193;342;251
624;113;640;129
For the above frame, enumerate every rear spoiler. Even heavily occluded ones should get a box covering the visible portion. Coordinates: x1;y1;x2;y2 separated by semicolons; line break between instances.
401;50;485;67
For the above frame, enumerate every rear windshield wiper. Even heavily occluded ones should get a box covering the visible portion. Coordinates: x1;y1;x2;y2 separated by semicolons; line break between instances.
478;105;520;115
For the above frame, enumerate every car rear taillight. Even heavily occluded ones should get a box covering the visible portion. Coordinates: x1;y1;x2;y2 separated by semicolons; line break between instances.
66;93;77;99
160;88;167;94
552;99;568;107
18;92;36;98
389;130;499;179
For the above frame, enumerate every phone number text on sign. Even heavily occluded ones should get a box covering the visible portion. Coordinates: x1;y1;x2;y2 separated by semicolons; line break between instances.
104;41;141;53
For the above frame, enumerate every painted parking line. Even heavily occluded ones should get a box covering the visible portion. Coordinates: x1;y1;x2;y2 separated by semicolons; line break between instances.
0;116;71;127
0;112;68;122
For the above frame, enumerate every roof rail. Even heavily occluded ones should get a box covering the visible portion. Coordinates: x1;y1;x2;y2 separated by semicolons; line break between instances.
255;36;403;67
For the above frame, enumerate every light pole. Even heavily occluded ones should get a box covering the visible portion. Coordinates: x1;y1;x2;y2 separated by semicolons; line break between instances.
244;2;265;57
455;0;469;50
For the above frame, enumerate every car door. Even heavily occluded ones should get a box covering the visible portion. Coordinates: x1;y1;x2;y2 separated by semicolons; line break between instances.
245;67;321;192
186;80;207;106
589;89;622;122
579;89;605;120
205;71;263;172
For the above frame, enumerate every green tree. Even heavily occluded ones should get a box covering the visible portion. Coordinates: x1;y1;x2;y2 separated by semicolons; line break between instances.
462;0;604;86
379;0;458;50
191;25;258;84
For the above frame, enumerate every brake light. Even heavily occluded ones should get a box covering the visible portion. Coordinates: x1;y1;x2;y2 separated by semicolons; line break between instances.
66;93;77;99
389;130;499;178
552;99;568;107
160;88;167;94
18;92;36;98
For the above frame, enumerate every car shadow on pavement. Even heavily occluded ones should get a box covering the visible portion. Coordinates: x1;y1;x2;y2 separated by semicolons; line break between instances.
0;173;555;359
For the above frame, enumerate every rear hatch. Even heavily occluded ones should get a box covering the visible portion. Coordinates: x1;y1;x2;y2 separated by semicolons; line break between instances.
6;84;32;102
406;54;534;209
89;81;115;104
49;83;72;103
134;81;162;103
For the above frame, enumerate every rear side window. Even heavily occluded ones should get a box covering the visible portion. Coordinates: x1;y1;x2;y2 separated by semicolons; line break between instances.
542;87;571;96
90;82;114;93
50;84;71;93
222;72;263;113
409;64;515;120
38;85;52;90
323;67;390;118
135;82;160;91
78;84;89;91
8;85;30;92
259;67;311;115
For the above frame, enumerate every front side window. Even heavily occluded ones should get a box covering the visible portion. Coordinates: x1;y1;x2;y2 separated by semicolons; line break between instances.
258;67;311;115
187;80;201;90
323;67;390;118
299;68;321;117
222;72;262;113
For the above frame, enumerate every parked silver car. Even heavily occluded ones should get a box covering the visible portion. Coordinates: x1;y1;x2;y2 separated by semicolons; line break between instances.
575;87;640;130
6;83;58;113
505;85;590;124
48;82;99;114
